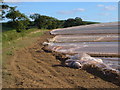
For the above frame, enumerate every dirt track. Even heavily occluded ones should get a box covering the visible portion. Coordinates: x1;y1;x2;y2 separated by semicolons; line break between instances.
2;32;120;88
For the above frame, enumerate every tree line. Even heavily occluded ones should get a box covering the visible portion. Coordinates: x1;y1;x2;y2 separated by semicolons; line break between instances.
1;3;99;32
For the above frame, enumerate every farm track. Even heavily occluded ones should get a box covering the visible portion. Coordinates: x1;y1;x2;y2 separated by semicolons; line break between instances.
2;32;120;88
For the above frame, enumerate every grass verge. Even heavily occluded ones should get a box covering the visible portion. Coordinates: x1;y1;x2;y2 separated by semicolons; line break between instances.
2;28;49;67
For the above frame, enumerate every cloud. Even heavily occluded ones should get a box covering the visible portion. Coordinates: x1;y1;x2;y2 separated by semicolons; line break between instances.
104;6;117;11
98;13;110;16
57;8;85;15
74;8;85;12
57;11;73;14
112;17;120;21
97;4;117;11
97;4;104;7
29;13;36;15
111;17;118;20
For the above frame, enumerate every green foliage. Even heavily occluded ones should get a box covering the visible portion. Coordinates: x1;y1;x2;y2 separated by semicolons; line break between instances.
29;14;99;29
75;17;83;25
6;6;20;22
83;21;100;25
30;13;40;20
63;17;99;28
2;26;47;43
5;6;30;32
2;29;23;42
30;14;62;29
0;3;9;20
15;19;30;32
1;4;9;9
63;17;83;28
6;51;13;55
63;18;76;28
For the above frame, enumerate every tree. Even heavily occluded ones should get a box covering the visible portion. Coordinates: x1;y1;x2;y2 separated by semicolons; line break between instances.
2;4;9;9
30;14;60;29
0;2;9;20
6;6;22;22
6;6;30;32
75;17;83;25
15;14;30;32
29;13;40;26
63;17;83;28
63;18;76;28
30;13;40;21
15;19;29;32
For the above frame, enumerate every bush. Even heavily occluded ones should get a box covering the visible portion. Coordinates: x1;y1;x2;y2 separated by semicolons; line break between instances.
63;17;83;28
15;20;29;32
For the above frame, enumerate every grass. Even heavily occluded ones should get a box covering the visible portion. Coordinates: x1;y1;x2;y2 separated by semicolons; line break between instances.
3;28;45;43
6;50;13;56
2;28;48;47
2;26;49;66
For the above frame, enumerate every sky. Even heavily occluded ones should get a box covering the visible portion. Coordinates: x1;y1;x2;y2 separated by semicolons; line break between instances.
2;2;119;23
3;0;120;2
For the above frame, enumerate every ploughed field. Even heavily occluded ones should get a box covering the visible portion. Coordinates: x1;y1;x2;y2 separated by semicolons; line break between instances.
47;22;120;70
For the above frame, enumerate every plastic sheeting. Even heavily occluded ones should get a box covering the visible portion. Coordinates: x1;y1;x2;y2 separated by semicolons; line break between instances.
51;22;119;35
43;22;119;72
46;42;118;55
65;53;119;73
50;35;119;43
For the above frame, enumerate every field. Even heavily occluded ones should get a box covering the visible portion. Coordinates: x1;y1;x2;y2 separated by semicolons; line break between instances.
47;22;120;70
2;25;120;88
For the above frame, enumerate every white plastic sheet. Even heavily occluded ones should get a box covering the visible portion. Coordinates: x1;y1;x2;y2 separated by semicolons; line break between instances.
65;53;119;73
51;22;119;35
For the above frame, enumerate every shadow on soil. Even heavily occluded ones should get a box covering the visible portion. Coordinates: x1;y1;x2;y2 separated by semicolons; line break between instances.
83;66;120;87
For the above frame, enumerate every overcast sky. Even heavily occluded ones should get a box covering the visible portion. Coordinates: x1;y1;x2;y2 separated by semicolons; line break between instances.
3;2;118;23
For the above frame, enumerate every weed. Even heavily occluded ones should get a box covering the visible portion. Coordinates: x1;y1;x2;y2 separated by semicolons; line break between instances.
6;51;13;55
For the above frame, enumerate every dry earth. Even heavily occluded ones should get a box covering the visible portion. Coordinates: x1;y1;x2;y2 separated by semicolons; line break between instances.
2;32;120;88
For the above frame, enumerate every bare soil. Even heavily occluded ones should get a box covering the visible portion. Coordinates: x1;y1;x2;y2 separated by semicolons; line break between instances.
2;32;120;88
